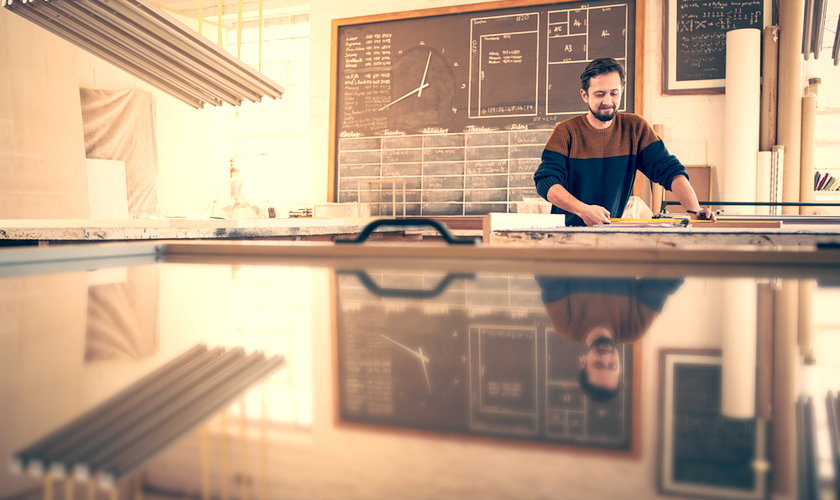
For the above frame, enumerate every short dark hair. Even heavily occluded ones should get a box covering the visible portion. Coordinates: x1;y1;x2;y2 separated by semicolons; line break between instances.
579;366;622;403
580;58;626;92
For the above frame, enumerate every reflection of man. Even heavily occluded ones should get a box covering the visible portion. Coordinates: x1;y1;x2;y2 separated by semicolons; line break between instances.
535;276;683;402
533;57;715;226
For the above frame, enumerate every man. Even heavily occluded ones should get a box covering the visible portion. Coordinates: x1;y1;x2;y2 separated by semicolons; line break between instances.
534;58;716;226
535;276;684;402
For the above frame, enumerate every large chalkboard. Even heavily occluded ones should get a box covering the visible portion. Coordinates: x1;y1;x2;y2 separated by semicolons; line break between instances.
663;0;770;93
334;271;638;452
329;0;638;216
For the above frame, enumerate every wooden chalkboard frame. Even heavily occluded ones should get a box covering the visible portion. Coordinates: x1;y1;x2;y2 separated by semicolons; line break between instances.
657;349;768;499
328;0;646;208
662;0;772;94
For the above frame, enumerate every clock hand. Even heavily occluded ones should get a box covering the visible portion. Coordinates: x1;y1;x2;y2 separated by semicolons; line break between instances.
380;334;429;363
418;346;432;395
378;83;430;111
418;52;432;98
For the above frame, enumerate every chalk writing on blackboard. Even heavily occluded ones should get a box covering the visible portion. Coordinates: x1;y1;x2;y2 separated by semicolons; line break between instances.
675;0;763;82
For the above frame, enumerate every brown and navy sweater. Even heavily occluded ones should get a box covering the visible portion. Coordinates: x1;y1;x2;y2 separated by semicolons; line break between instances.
534;276;684;344
533;113;687;227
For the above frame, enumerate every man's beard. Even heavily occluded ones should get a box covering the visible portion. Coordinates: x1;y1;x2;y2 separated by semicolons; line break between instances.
589;336;616;351
590;104;616;122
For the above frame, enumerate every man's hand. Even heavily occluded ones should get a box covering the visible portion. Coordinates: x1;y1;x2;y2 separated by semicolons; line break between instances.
688;207;717;222
545;184;611;227
578;204;611;226
669;175;717;222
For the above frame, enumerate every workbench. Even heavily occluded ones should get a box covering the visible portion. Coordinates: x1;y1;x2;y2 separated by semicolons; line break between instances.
3;217;840;249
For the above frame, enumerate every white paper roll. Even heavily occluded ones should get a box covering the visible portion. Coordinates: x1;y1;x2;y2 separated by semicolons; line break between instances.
756;152;772;216
721;279;758;419
724;29;762;215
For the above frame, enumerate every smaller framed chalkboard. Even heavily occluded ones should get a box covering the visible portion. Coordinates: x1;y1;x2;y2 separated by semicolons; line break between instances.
658;349;767;499
663;0;771;94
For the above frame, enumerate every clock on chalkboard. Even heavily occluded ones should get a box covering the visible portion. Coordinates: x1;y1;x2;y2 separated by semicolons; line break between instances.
381;47;457;131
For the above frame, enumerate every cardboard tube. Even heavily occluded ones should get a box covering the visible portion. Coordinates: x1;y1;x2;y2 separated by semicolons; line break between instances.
724;29;761;215
779;0;805;215
721;279;758;419
756;283;774;421
761;26;780;152
773;280;800;495
800;95;817;214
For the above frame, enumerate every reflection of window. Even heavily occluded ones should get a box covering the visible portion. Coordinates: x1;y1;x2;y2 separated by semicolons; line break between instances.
225;11;310;208
226;265;313;429
811;0;840;195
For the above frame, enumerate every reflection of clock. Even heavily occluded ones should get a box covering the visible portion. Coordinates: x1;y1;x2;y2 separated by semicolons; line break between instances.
378;324;466;423
382;46;456;131
380;334;433;394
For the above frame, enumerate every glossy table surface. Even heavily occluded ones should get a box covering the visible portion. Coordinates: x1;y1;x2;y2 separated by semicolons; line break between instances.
1;241;838;500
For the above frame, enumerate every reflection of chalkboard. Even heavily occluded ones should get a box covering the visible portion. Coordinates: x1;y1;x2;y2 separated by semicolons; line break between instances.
335;271;637;452
664;0;769;93
330;0;638;216
658;350;767;499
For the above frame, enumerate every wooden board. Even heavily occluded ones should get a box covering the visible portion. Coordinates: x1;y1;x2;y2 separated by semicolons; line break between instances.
664;165;712;205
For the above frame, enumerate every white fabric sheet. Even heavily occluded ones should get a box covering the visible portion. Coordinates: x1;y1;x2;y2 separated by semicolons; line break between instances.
80;88;161;218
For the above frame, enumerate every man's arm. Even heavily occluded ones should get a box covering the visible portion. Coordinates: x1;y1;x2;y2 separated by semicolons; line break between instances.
546;184;611;226
669;175;716;221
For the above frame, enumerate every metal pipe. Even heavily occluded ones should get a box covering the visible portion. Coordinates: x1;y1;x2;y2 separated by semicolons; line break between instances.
12;345;208;472
3;0;284;105
98;356;286;485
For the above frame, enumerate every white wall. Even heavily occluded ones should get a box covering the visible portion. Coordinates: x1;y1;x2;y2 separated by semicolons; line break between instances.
0;8;90;219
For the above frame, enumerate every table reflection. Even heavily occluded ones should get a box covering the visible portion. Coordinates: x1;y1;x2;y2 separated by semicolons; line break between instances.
0;254;837;499
335;272;637;450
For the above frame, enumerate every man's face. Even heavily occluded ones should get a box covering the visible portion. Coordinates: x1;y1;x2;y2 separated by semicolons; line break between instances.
579;336;621;390
580;71;623;122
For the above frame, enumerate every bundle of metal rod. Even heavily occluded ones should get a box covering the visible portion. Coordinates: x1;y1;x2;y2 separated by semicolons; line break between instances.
802;0;828;60
834;16;840;65
1;0;284;108
659;200;840;224
828;392;840;500
11;343;286;488
795;395;820;500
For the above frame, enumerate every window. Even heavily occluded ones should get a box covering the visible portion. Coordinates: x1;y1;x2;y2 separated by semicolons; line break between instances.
224;11;310;209
226;265;313;429
811;0;840;194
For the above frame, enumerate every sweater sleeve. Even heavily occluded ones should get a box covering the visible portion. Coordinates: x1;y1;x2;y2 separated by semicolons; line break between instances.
635;122;688;191
533;123;572;201
534;149;568;201
636;278;684;311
